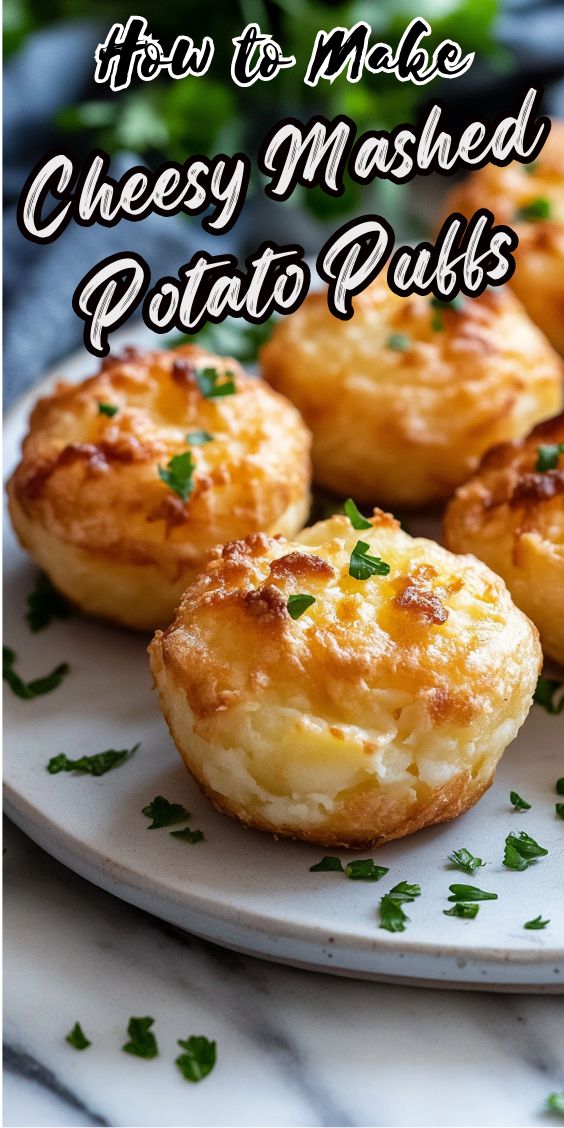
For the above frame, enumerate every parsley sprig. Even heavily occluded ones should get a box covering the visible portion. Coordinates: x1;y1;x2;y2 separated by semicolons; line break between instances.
310;856;343;872
379;882;421;933
122;1016;158;1059
343;498;371;530
503;831;548;870
448;848;485;875
98;402;119;417
170;827;205;844
287;593;316;620
26;574;70;632
448;884;497;902
3;646;69;699
66;1022;91;1050
158;450;196;502
516;196;552;222
536;442;564;472
510;790;531;811
48;744;139;777
195;366;236;398
175;1036;216;1083
444;903;479;919
345;860;389;882
524;915;550;930
142;795;191;829
349;541;390;581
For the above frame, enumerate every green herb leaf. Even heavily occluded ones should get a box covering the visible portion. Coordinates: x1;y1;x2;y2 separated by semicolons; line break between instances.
386;332;410;352
175;1035;216;1083
556;803;564;821
510;790;531;811
195;366;236;398
505;830;548;862
66;1022;91;1050
503;843;529;871
379;894;409;932
98;402;119;417
444;903;479;919
387;881;421;902
556;779;564;796
287;593;316;620
547;1093;564;1115
47;744;138;777
309;856;343;872
26;573;70;632
349;540;390;581
516;196;552;221
158;450;196;502
343;498;372;530
3;646;69;700
533;676;564;714
448;848;485;875
170;827;205;844
186;430;213;445
122;1016;158;1059
524;915;550;930
535;443;564;472
448;884;497;902
142;795;191;829
345;859;389;882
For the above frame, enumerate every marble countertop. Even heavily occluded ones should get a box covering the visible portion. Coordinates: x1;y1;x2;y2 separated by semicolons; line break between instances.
4;817;564;1128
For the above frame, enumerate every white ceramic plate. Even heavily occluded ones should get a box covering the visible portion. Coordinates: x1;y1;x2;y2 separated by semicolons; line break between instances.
4;328;564;992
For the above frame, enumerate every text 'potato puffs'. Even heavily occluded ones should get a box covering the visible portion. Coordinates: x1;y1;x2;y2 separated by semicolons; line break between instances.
441;121;564;354
260;277;562;508
445;413;564;667
8;344;311;631
150;510;541;848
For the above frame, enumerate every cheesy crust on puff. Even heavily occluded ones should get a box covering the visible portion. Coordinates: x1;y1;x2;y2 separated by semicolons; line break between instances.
260;278;562;507
8;344;311;630
444;413;564;667
441;122;564;353
149;511;540;847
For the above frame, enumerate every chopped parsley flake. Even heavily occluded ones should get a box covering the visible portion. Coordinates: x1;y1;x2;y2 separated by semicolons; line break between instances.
158;450;196;502
122;1016;158;1059
310;856;343;872
448;884;497;902
556;803;564;821
533;676;564;714
186;429;213;445
343;498;372;530
175;1036;216;1083
3;646;69;700
444;903;479;919
379;881;421;932
516;196;551;221
535;443;564;472
170;827;205;844
448;848;485;875
66;1022;91;1050
510;790;531;811
26;573;70;632
98;402;119;417
48;744;139;777
524;915;550;930
556;779;564;795
547;1093;564;1115
195;366;236;398
345;859;389;882
287;593;316;620
386;332;410;352
142;795;191;829
503;830;548;870
349;540;390;581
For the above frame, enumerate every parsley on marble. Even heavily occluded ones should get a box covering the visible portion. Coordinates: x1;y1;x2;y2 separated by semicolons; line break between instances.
448;848;485;875
533;676;564;714
47;744;139;777
516;196;551;221
547;1093;564;1115
310;856;343;872
98;402;119;417
287;593;315;620
122;1016;158;1059
343;498;371;530
524;915;550;930
503;831;548;870
386;332;410;352
186;430;213;445
142;795;191;829
66;1022;91;1050
444;903;479;919
26;573;70;632
195;366;236;398
345;859;389;882
175;1036;216;1083
536;443;564;472
3;646;69;700
170;827;205;844
379;881;421;932
158;450;196;502
349;541;390;581
510;790;531;811
448;884;497;902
